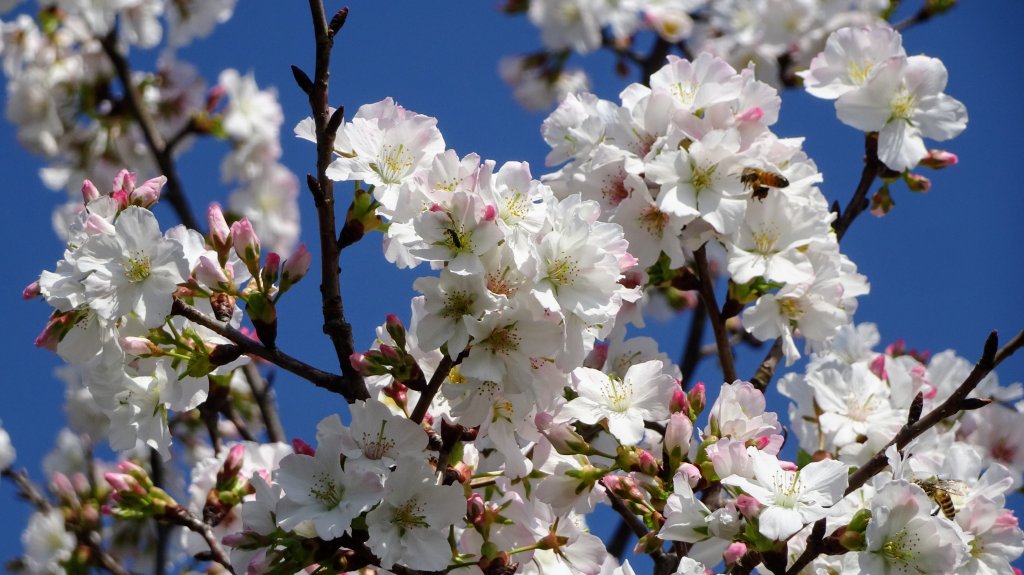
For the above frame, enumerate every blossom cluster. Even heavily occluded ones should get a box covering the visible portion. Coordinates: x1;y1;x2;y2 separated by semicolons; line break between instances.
0;1;298;254
501;0;899;110
539;51;868;365
4;2;1020;575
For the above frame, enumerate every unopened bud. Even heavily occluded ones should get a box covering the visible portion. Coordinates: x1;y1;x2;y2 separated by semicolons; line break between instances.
919;149;958;169
219;444;245;484
130;175;166;208
904;173;931;193
735;494;761;518
81;179;100;203
385;314;407;350
260;252;281;290
583;342;608;370
664;412;693;461
677;463;701;488
22;281;41;300
291;438;315;456
542;422;591;455
637;449;660;477
688;383;706;417
113;170;136;195
120;336;158;356
724;542;747;565
869;354;887;380
669;387;689;414
208;203;231;253
195;255;232;290
280;243;311;293
230;218;261;274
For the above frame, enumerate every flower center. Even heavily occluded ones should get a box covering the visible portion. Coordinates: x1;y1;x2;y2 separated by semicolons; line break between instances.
640;206;669;237
770;471;803;508
548;256;580;288
752;227;781;255
600;375;634;412
671;81;698;106
442;288;474;319
362;420;395;460
123;253;152;283
880;529;916;562
483;325;521;355
848;60;872;85
690;160;717;193
890;89;917;121
393;498;428;532
309;471;342;510
372;143;415;184
779;298;804;321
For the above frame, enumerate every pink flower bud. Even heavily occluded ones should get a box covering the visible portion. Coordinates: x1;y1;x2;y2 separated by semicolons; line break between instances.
904;173;931;193
779;460;799;472
34;315;63;351
735;494;761;518
467;493;487;527
750;436;772;451
350;352;372;374
208;203;231;249
869;355;887;381
51;472;75;499
637;449;660;476
582;342;608;370
664;412;692;456
379;344;401;361
230;218;261;268
206;85;226;112
119;336;157;356
291;438;315;456
677;463;701;488
130;176;166;208
81;179;100;203
221;443;245;481
195;255;231;289
281;243;311;286
688;382;706;415
670;387;689;414
22;281;40;300
483;204;497;221
104;472;133;493
724;542;747;565
261;252;281;288
113;170;136;194
919;149;959;169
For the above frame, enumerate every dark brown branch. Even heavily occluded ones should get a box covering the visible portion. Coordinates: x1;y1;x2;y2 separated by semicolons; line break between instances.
1;468;52;511
603;488;650;542
301;3;368;402
149;450;170;575
679;302;707;390
98;33;199;231
606;520;633;560
750;340;783;392
164;505;234;572
409;351;465;424
172;299;349;396
243;364;285;443
845;329;1024;495
640;37;673;86
694;246;737;383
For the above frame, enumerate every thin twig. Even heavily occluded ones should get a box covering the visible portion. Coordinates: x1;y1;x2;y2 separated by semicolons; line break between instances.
694;246;737;383
98;32;199;231
410;352;465;424
165;506;235;572
679;302;707;389
150;450;170;575
1;468;52;511
243;364;285;443
301;2;369;403
172;299;348;396
845;329;1024;495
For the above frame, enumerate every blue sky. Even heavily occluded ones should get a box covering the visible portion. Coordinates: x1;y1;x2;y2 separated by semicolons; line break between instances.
1;1;1022;569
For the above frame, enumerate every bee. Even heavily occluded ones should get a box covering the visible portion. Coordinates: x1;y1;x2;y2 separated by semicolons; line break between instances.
740;167;790;201
913;477;968;519
444;228;463;249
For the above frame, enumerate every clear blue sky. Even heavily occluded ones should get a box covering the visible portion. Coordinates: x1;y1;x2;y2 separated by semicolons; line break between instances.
1;1;1022;569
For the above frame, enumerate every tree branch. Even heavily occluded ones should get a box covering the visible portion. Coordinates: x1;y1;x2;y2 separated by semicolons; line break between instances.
171;299;348;396
1;468;52;511
694;246;737;383
679;302;707;390
301;2;369;403
98;32;199;231
165;505;234;572
845;329;1024;495
243;364;285;443
409;351;465;424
